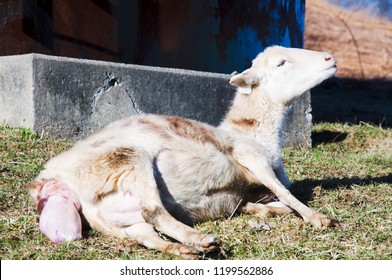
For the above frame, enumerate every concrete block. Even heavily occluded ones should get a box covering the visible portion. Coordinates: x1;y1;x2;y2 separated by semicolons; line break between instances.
0;53;311;146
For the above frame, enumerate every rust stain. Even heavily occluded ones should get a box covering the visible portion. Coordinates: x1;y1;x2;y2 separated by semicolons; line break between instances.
231;118;258;127
166;116;227;152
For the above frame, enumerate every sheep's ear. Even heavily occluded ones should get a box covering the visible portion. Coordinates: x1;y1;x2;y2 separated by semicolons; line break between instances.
229;69;259;94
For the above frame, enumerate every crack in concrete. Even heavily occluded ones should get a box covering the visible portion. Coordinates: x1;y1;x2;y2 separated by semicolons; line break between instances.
91;75;120;110
126;88;143;114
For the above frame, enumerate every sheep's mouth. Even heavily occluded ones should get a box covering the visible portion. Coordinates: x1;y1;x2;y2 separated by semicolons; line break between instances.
324;64;338;74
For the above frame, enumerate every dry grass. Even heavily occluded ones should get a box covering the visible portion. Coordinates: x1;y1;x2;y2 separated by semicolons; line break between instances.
1;123;391;260
305;0;392;79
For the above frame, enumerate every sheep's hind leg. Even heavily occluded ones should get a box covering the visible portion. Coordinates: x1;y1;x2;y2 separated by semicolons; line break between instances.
124;223;201;259
126;157;220;253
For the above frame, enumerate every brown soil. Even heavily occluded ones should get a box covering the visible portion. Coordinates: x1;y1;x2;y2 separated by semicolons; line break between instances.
305;0;392;79
304;0;392;126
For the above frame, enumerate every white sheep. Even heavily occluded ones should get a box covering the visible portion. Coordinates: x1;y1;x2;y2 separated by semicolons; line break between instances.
29;46;339;259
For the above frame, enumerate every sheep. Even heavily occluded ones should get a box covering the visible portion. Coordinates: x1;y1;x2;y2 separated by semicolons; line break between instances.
29;46;339;259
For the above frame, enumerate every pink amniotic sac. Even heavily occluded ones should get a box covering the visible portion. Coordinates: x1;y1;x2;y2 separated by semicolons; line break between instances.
32;179;83;243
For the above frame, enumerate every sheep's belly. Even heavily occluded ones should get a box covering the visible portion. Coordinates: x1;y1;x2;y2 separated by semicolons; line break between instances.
156;147;247;223
97;191;145;227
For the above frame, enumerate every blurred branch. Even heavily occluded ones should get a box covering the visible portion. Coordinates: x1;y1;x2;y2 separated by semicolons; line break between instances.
332;10;365;78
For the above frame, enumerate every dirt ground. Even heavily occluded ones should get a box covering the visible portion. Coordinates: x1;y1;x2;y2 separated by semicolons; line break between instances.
305;0;392;127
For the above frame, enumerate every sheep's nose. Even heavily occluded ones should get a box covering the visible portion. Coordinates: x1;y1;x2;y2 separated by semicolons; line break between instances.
324;53;336;64
323;52;334;61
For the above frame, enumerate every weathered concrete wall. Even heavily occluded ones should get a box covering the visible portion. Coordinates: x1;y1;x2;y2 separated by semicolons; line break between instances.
0;53;311;146
0;54;35;129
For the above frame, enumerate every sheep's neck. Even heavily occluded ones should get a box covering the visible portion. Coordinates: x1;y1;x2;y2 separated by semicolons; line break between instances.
219;90;289;156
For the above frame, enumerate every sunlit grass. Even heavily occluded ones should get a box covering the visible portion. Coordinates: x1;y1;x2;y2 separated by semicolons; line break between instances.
0;123;391;259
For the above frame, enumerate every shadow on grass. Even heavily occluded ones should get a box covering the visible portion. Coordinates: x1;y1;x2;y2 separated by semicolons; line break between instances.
311;77;392;127
312;130;348;146
291;174;392;202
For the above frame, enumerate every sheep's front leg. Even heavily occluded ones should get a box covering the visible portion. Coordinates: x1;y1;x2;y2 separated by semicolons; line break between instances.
262;170;338;227
235;153;339;228
274;162;291;189
126;159;220;253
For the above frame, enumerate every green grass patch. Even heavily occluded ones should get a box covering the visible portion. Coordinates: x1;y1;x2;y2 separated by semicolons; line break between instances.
0;123;391;259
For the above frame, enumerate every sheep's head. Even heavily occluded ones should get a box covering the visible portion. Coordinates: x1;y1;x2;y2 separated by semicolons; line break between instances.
230;46;337;105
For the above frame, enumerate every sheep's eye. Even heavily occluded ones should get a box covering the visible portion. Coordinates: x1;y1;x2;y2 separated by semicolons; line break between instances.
277;59;287;67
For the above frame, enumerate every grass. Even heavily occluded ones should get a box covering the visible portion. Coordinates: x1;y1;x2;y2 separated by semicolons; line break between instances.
0;123;391;260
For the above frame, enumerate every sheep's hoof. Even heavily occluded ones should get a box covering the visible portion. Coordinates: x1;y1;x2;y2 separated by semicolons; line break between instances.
166;244;201;260
309;213;340;228
198;234;221;253
248;219;272;231
321;217;341;228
